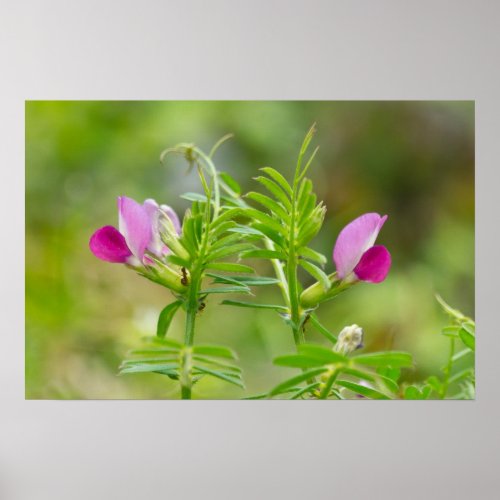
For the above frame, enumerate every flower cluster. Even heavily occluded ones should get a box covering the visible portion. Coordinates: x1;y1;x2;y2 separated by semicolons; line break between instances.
333;212;391;284
89;196;180;267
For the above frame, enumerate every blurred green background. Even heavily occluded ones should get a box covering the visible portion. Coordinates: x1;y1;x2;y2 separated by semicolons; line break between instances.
25;101;474;399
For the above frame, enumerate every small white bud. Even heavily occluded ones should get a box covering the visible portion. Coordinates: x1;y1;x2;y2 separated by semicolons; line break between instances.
335;324;364;354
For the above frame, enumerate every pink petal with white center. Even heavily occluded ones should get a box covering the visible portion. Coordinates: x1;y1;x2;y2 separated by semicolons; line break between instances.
161;204;181;234
117;196;152;262
354;245;391;283
333;213;388;279
89;225;132;263
143;198;163;257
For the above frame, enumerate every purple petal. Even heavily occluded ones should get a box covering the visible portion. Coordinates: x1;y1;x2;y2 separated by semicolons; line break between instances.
333;213;388;278
118;196;152;262
143;199;163;256
354;245;391;283
160;204;181;234
89;225;132;263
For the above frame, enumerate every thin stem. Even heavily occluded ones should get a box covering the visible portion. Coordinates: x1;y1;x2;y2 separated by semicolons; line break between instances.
193;146;220;219
441;337;456;399
180;347;193;400
319;369;339;399
179;177;213;400
286;150;305;347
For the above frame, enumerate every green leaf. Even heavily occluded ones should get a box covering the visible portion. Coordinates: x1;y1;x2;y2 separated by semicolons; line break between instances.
119;363;179;375
130;348;180;356
260;167;293;196
242;208;287;236
193;355;242;373
209;233;246;252
198;286;251;295
336;380;390;400
205;262;255;273
340;367;376;383
404;386;424;400
254;176;292;210
451;349;472;363
219;172;241;196
227;225;263;236
220;299;288;312
296;178;314;217
309;315;337;343
299;260;331;292
448;368;474;385
376;366;401;383
290;382;320;399
441;326;460;338
208;273;280;286
462;322;475;335
180;192;208;202
246;192;289;221
206;243;256;262
425;375;442;394
459;326;475;351
156;300;183;338
240;249;287;260
352;351;413;368
121;356;179;365
193;344;238;360
376;375;399;393
165;254;190;268
251;222;286;248
270;367;328;396
298;246;327;265
193;366;245;389
209;220;238;239
421;385;432;399
296;204;325;246
298;344;347;364
209;208;243;231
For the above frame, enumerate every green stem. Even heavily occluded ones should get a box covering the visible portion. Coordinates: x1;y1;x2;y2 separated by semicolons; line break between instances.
319;369;339;399
287;157;304;348
441;337;456;399
179;193;212;400
193;146;220;219
180;347;193;400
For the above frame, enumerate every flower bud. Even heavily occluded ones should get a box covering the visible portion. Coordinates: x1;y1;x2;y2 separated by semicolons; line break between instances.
300;272;352;309
335;324;364;354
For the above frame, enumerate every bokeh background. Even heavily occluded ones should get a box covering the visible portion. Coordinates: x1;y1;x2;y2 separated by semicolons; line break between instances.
25;101;474;399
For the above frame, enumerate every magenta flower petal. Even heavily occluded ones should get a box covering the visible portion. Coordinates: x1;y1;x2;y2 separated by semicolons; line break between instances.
354;245;391;283
161;204;181;234
333;213;388;278
89;225;132;263
118;196;152;261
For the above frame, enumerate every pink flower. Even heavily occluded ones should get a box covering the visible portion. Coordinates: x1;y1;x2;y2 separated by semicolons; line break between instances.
89;196;180;265
333;213;391;283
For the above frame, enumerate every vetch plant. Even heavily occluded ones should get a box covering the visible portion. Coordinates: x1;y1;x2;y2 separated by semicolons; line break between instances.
89;141;269;399
401;295;475;400
88;127;474;400
215;125;412;398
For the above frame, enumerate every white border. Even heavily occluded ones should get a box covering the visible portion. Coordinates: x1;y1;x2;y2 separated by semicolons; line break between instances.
2;1;498;499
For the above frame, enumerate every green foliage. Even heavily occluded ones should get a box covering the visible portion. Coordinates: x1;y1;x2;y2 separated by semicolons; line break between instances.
400;295;475;400
25;101;475;400
268;340;413;400
156;301;183;338
120;338;244;390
